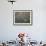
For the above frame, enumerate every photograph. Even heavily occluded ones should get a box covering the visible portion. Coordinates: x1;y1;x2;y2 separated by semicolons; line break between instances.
13;10;32;25
0;0;46;46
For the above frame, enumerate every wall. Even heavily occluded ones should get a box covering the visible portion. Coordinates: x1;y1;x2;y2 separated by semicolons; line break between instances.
0;0;46;42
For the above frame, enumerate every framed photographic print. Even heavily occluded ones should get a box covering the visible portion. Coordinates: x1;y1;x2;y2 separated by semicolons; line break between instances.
13;10;33;25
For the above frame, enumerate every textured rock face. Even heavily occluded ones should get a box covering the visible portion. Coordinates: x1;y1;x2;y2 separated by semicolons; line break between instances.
43;44;46;46
15;12;30;23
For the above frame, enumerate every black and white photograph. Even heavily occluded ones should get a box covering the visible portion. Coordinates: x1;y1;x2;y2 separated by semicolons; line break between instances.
13;10;32;25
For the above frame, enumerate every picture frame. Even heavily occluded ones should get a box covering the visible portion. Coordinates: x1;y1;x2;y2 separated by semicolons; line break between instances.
13;10;33;26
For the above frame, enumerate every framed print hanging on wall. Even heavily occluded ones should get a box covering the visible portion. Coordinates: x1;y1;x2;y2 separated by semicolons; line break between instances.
13;10;33;26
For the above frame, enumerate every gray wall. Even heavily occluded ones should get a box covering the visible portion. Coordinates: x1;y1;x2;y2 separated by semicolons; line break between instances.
0;0;46;41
